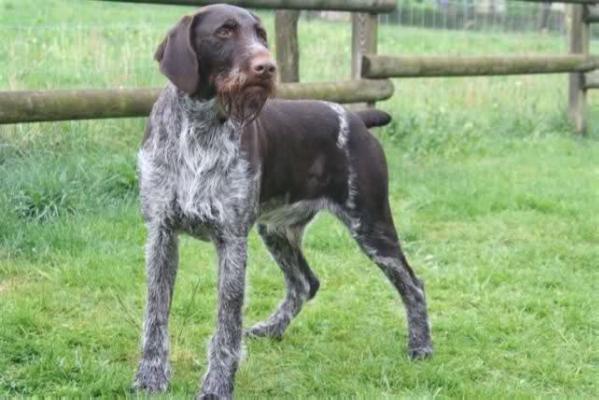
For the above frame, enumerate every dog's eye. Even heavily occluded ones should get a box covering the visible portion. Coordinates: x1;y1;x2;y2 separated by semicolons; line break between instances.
256;27;267;42
216;24;236;39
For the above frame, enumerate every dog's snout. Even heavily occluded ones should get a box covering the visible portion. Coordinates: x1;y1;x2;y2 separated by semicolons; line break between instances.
251;56;276;78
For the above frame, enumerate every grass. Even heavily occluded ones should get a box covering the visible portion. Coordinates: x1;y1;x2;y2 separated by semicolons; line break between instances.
1;0;598;398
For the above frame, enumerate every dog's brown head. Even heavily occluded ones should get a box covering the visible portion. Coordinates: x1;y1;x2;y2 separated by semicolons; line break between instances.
155;4;277;123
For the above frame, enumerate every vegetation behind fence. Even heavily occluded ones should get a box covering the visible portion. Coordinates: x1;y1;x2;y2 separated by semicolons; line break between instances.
382;0;567;33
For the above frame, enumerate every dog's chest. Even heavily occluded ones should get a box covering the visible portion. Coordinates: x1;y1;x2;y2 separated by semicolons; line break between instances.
174;118;254;226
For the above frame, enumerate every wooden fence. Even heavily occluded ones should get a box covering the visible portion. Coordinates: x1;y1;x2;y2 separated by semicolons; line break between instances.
1;0;599;134
0;0;393;123
0;80;393;124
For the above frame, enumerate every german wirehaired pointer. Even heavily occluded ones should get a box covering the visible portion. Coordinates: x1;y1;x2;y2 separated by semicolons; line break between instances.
134;4;432;399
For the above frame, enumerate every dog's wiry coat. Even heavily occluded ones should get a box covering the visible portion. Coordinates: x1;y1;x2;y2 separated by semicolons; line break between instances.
140;88;257;231
138;85;258;397
134;5;432;399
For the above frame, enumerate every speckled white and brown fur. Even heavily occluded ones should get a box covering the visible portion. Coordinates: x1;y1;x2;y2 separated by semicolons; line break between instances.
134;5;432;400
136;85;258;398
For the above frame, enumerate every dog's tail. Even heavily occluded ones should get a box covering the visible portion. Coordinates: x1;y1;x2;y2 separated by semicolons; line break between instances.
355;109;392;128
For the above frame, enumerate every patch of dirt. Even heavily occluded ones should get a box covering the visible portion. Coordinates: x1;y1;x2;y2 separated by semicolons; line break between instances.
0;278;18;295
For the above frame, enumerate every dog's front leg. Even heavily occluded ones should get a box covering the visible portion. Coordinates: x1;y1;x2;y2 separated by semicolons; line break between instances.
134;223;178;392
199;233;247;400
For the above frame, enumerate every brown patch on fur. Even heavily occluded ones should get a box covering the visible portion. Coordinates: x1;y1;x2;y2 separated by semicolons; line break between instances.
214;71;276;125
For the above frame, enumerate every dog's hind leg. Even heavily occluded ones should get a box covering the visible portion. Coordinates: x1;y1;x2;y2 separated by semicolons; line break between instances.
337;203;433;359
246;221;320;339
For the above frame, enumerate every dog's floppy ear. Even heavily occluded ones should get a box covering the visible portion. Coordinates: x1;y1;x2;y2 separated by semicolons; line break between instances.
155;15;200;95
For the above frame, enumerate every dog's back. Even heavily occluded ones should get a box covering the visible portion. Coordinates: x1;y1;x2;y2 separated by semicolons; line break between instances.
243;99;389;210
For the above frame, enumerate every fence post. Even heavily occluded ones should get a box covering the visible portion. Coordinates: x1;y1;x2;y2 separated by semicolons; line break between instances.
275;10;300;83
568;4;589;134
352;12;378;107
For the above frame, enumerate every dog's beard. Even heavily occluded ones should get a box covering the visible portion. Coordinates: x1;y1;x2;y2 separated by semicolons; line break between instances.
214;71;276;125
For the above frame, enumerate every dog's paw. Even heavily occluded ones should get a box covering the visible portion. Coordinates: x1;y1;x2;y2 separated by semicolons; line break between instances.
133;360;170;393
408;345;433;360
244;323;284;340
197;393;229;400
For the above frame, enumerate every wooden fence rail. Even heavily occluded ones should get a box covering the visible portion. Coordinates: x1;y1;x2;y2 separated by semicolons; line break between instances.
362;55;599;79
586;11;599;23
584;71;599;88
0;80;393;124
3;1;599;133
97;0;397;12
519;0;597;3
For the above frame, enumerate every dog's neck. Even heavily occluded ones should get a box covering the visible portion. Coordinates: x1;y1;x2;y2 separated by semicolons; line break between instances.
174;85;230;127
166;85;242;158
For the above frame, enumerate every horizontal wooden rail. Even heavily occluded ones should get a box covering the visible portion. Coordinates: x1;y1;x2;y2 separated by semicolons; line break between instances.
362;55;599;79
97;0;397;12
517;0;597;3
584;71;599;89
585;7;599;23
0;79;393;124
277;79;394;103
519;0;597;3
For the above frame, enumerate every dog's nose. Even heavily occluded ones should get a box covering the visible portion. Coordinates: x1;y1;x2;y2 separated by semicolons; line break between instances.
251;56;277;78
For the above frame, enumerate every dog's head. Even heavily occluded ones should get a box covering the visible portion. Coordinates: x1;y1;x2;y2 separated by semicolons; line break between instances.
155;4;277;124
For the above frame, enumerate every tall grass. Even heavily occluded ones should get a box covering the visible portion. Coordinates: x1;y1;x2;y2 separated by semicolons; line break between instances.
1;1;598;398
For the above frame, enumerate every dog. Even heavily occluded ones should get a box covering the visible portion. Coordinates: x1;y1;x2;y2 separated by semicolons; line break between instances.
134;4;432;399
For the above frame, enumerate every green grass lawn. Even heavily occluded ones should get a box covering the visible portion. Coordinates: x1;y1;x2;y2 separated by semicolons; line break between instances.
1;0;598;398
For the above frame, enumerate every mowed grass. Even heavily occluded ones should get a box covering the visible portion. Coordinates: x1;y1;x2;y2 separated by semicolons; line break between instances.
1;0;599;398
